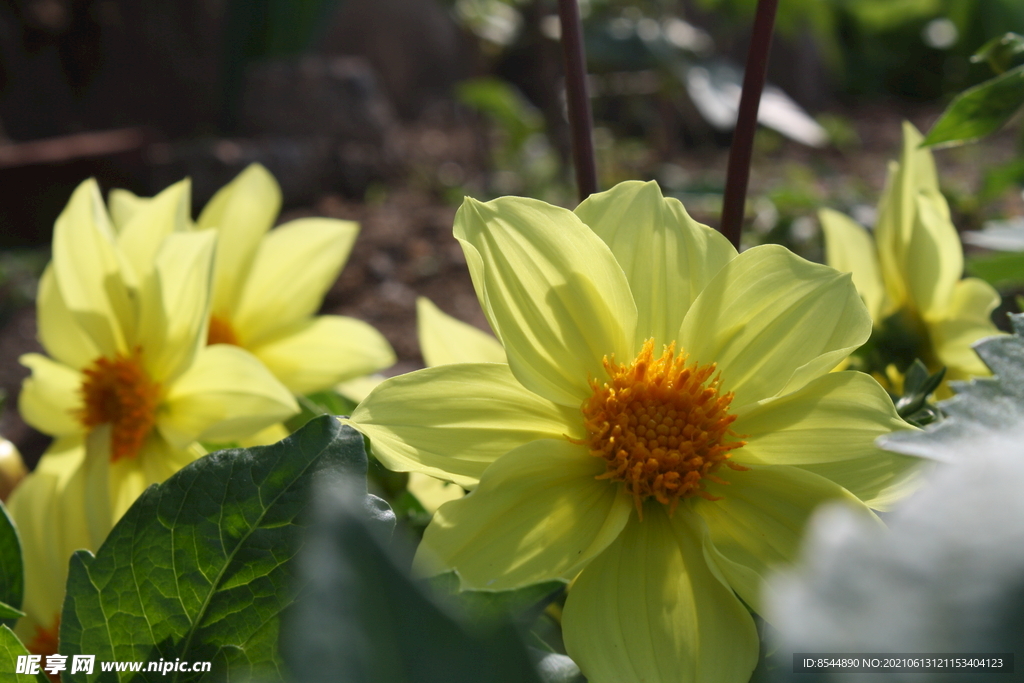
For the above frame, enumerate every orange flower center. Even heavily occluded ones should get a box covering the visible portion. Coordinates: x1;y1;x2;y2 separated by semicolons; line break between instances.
79;349;160;462
30;615;61;682
207;315;240;346
576;339;747;516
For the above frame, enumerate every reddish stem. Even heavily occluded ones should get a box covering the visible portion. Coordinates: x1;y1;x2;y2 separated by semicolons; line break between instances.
558;0;598;202
720;0;779;249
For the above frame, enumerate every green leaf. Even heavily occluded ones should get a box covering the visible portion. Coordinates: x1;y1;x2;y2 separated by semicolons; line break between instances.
0;624;49;683
60;415;391;682
0;499;23;629
971;32;1024;74
921;64;1024;148
879;313;1024;462
892;359;945;427
283;480;545;683
0;601;23;620
966;250;1024;288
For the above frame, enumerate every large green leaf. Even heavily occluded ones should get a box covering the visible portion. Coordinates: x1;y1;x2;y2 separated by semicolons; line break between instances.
879;313;1024;460
921;64;1024;148
0;624;48;683
282;479;546;683
60;416;391;682
0;499;23;628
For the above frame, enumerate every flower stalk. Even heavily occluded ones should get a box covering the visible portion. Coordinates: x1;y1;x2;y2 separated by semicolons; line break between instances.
558;0;598;202
720;0;780;249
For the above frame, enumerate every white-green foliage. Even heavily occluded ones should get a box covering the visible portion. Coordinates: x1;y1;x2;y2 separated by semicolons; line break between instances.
766;314;1024;682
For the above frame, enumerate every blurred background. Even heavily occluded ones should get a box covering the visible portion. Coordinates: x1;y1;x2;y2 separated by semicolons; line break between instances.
2;0;1024;465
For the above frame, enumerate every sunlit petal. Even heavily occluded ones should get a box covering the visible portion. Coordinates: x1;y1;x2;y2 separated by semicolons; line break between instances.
454;196;636;407
415;439;632;589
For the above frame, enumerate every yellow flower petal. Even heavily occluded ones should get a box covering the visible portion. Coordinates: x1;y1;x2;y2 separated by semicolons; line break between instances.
414;439;632;589
734;371;908;467
81;426;113;547
104;433;200;522
694;464;879;614
51;179;133;356
574;180;737;350
798;453;924;511
107;188;148;232
116;179;193;285
679;245;871;408
196;163;281;317
8;437;90;640
136;231;216;384
454;196;636;407
344;363;582;488
18;353;82;437
416;297;505;366
36;264;100;370
335;375;384;402
874;121;948;309
232;218;359;345
250;315;396;395
819;208;890;322
929;277;1002;381
158;344;298;448
238;422;291;447
562;507;758;683
407;472;465;514
904;192;962;321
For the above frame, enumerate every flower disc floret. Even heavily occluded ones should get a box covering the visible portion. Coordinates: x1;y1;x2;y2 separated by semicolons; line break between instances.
578;339;747;515
79;348;160;462
207;314;240;346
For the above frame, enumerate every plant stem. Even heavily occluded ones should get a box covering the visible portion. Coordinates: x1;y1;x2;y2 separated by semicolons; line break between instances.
720;0;779;249
558;0;598;202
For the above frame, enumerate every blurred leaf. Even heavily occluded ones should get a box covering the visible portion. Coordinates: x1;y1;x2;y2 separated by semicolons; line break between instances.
60;416;384;682
966;250;1024;287
879;313;1024;462
282;478;544;683
427;572;564;627
0;499;22;629
921;64;1024;148
981;158;1024;200
457;77;543;152
0;625;49;683
769;318;1024;678
844;0;941;31
971;32;1024;73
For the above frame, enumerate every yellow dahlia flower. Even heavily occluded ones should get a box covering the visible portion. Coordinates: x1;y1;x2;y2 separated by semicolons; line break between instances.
10;178;299;650
113;164;395;404
345;181;919;682
821;122;1002;391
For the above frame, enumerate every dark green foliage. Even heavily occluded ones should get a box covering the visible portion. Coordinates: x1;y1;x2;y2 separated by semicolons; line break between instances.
59;416;383;682
0;500;24;628
282;477;546;683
